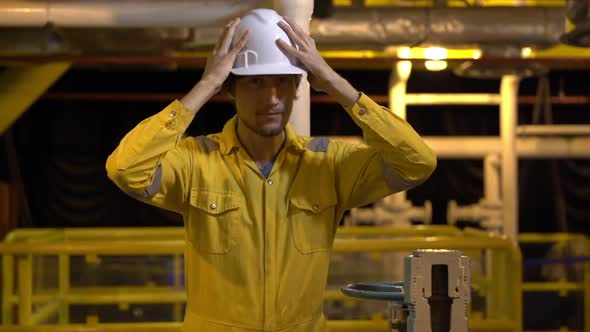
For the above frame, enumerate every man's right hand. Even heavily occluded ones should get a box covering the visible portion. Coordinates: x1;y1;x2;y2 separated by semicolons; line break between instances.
202;18;250;93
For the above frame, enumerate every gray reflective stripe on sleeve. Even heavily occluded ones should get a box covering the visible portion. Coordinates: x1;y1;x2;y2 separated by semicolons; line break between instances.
195;136;220;153
308;137;330;152
142;164;163;198
381;160;426;192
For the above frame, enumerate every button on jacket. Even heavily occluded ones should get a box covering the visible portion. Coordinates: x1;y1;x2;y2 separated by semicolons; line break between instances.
106;93;436;331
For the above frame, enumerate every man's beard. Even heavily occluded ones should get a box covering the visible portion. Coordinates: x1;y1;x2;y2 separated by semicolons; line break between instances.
240;116;286;137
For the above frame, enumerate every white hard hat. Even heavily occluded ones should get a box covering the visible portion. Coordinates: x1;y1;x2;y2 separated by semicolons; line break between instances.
231;8;306;76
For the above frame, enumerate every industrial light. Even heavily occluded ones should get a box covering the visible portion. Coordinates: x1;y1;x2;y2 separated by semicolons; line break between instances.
425;60;447;71
397;46;412;59
424;47;448;60
472;50;482;60
521;47;533;58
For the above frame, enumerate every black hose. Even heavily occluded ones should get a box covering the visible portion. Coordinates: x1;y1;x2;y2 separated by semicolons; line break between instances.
429;264;452;332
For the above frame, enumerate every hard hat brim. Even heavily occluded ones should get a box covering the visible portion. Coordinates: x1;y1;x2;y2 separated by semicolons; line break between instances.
230;63;306;76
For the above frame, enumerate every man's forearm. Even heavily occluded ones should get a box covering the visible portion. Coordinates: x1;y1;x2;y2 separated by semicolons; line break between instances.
180;78;220;114
321;70;361;109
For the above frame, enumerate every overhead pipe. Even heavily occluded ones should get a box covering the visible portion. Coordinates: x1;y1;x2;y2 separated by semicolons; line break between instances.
0;3;565;49
0;0;269;27
310;7;565;48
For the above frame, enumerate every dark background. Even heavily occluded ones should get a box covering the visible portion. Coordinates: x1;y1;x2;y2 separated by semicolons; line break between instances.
3;67;589;233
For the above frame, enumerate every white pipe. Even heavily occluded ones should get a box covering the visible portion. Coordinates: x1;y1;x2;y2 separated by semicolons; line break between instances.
331;136;590;159
484;154;501;202
405;94;501;105
500;75;520;242
0;1;267;27
275;0;313;136
388;61;412;207
390;61;412;119
517;125;590;136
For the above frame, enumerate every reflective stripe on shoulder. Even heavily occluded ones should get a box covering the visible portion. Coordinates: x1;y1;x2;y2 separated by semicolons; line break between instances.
195;136;220;153
127;164;163;199
308;137;330;152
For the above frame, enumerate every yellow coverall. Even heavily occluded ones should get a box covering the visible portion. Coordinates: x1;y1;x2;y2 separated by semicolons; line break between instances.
106;93;436;331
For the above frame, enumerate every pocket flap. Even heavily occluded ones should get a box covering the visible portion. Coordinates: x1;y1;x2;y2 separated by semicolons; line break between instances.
290;189;337;213
190;189;241;215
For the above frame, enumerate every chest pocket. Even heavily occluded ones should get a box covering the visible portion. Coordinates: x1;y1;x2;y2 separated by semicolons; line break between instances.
188;189;242;254
289;166;339;255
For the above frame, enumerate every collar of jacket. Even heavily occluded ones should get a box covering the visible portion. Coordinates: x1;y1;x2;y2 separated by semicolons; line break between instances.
218;115;307;155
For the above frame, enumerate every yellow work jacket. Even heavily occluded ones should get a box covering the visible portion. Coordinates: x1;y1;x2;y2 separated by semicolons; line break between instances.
106;93;436;331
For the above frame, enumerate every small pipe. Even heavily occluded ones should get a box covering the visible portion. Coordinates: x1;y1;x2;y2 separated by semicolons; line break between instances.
517;125;590;136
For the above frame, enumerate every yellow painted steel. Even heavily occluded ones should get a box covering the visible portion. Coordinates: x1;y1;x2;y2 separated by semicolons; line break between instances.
18;255;32;325
2;254;14;324
30;298;61;325
0;319;518;332
585;262;590;332
0;226;522;332
58;254;69;324
519;232;590;332
522;281;584;292
0;62;71;134
336;224;462;236
172;254;182;322
519;233;588;244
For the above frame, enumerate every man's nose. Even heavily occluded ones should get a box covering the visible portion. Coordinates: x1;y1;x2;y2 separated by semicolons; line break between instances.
260;85;280;105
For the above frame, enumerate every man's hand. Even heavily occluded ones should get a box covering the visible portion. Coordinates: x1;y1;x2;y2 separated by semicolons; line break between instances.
276;17;334;93
276;17;359;108
202;18;250;93
180;18;248;114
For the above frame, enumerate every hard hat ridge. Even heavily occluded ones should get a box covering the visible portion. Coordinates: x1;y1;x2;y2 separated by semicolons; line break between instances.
231;8;306;76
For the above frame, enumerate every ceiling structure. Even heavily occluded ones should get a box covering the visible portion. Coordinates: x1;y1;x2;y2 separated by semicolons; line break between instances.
0;0;588;71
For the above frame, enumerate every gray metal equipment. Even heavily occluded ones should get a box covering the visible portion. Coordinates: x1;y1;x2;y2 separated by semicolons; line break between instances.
341;249;470;332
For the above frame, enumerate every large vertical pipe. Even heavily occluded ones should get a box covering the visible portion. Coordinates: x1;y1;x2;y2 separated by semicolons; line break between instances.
388;60;412;206
274;0;313;136
500;75;520;242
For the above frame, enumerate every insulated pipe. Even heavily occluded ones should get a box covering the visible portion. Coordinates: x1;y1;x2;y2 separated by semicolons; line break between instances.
0;3;564;49
0;0;268;27
310;7;564;48
274;0;313;136
500;75;520;242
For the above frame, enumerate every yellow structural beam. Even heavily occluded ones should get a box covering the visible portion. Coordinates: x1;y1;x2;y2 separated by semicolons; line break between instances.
0;319;517;332
0;62;71;134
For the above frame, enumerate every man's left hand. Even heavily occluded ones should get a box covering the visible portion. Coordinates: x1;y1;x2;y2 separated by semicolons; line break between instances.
277;17;360;108
276;17;336;93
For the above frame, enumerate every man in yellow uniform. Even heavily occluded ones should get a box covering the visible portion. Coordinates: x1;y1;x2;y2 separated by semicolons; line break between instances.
106;8;436;332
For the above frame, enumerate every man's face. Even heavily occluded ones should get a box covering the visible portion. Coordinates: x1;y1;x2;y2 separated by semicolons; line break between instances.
233;75;298;137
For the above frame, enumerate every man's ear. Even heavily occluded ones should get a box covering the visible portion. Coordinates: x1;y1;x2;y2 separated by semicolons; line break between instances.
220;74;236;100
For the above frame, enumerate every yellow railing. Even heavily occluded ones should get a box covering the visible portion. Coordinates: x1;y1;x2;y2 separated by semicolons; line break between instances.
518;233;590;332
0;226;521;332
